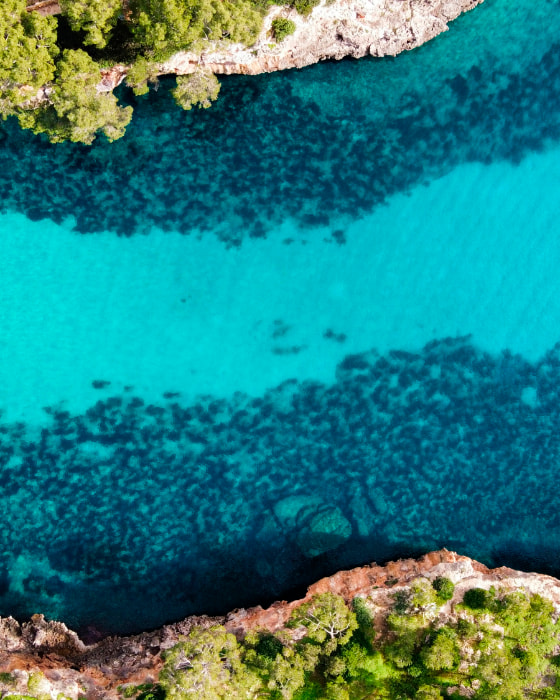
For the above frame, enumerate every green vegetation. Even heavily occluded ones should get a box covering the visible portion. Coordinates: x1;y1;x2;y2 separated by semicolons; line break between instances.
118;683;165;699
2;0;322;143
0;0;58;114
271;17;296;41
60;0;122;48
125;57;160;96
155;582;560;699
292;0;319;17
18;49;133;144
432;576;455;603
128;0;262;59
172;70;221;111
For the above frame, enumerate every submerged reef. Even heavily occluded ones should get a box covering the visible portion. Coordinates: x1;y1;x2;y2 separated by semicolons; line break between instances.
1;336;560;632
2;551;560;699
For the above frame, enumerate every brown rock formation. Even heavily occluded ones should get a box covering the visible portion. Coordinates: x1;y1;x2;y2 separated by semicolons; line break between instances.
25;0;61;15
2;550;560;698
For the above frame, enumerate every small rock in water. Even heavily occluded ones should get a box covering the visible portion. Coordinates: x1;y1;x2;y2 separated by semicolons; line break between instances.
296;507;352;558
91;380;111;389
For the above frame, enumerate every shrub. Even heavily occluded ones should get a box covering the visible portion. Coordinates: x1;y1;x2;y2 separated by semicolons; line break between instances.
391;589;412;615
410;578;437;610
432;577;455;603
137;687;165;700
293;0;319;15
271;17;296;41
463;587;495;611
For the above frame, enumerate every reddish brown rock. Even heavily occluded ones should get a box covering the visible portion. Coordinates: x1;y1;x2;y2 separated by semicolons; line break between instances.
4;550;559;699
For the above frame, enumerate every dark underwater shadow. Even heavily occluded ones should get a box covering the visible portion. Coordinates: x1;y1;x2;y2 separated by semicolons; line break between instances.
2;336;560;633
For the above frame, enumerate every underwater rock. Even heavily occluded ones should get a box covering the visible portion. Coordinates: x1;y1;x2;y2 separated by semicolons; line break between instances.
273;495;352;556
295;506;352;557
273;495;325;531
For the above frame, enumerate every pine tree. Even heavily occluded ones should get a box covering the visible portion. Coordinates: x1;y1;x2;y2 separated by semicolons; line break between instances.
18;49;132;144
60;0;123;48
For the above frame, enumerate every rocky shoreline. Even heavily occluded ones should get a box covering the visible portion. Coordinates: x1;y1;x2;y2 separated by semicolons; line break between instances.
96;0;484;90
2;549;560;698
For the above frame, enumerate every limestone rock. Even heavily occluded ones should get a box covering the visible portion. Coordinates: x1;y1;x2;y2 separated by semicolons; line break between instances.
98;0;484;91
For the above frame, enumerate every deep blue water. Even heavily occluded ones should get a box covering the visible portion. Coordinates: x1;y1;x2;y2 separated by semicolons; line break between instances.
2;0;560;634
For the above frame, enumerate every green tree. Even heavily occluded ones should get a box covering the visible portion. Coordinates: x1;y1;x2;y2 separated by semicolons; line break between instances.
431;577;454;603
420;628;458;671
271;17;296;41
125;57;160;96
324;678;350;700
289;593;358;654
352;596;375;646
267;651;305;699
202;0;262;44
323;654;346;678
129;0;208;57
172;70;221;111
0;1;58;115
129;0;263;58
60;0;123;47
18;49;132;144
160;625;261;700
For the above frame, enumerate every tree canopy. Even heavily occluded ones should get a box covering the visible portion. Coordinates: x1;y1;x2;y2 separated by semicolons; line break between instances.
60;0;123;48
2;0;318;144
172;70;221;111
0;0;58;115
151;584;560;700
18;49;132;144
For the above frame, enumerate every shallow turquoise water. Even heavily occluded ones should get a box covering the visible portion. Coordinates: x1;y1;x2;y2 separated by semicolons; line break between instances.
1;0;560;633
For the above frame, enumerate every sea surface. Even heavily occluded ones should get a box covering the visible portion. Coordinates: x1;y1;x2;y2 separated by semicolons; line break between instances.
1;0;560;634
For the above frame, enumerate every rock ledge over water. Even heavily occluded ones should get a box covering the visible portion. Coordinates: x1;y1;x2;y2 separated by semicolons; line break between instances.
99;0;483;89
2;549;560;698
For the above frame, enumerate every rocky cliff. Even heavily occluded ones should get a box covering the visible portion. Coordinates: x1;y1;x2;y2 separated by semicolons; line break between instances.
2;549;560;699
98;0;483;90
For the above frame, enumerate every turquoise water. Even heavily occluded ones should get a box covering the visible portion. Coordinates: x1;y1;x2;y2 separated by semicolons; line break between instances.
2;0;560;634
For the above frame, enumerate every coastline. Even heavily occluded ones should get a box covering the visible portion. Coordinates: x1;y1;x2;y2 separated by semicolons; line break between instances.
2;549;560;698
98;0;484;89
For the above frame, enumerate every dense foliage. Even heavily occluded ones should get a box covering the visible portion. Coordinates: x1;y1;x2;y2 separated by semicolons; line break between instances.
59;0;122;47
116;582;560;700
172;70;221;110
2;0;312;143
18;49;133;144
0;0;58;113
